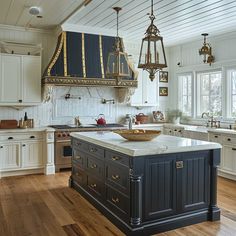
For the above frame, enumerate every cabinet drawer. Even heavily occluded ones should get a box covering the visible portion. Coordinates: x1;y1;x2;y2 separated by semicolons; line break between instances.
87;175;104;198
87;155;104;179
88;144;104;159
106;186;129;216
209;133;222;143
73;139;88;152
222;136;236;146
105;150;129;166
106;164;129;194
72;150;86;169
72;166;86;185
0;132;43;142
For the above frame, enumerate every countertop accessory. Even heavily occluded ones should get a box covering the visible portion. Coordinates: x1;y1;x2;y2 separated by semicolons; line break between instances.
113;129;161;141
95;114;106;126
138;0;167;81
0;120;18;129
153;111;165;121
136;113;148;124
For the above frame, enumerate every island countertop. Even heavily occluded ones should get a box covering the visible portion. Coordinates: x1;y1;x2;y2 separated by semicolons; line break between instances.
70;131;221;156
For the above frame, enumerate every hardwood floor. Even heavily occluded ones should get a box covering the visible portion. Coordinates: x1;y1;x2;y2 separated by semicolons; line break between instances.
1;173;236;236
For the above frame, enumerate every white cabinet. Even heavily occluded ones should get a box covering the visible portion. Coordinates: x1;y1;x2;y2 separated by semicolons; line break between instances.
0;132;44;177
0;53;41;106
130;69;158;107
208;132;236;180
1;143;20;170
163;126;184;137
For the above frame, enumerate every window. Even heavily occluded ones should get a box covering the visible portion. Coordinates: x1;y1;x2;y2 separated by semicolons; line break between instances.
178;74;192;116
197;71;222;116
228;70;236;118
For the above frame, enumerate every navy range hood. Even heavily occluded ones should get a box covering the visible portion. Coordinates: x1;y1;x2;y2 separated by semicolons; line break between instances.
42;31;137;88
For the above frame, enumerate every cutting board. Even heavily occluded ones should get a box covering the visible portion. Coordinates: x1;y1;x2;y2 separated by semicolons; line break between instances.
0;120;18;129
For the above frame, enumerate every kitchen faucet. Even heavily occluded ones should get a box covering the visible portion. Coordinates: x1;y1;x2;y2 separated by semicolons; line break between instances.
201;112;219;128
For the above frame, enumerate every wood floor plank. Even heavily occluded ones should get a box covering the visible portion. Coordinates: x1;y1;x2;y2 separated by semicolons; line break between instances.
1;173;236;236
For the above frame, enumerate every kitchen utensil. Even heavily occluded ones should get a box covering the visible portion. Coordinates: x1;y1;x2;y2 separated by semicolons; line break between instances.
136;113;148;124
113;129;161;141
95;114;106;126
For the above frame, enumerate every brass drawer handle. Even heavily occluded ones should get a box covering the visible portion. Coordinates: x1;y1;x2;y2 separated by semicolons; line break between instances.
90;183;97;188
75;155;81;160
176;161;184;169
112;197;119;203
90;164;97;169
111;156;120;161
90;147;97;153
111;174;120;180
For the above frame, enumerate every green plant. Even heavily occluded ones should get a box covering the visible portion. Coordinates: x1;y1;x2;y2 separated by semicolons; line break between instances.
166;109;183;122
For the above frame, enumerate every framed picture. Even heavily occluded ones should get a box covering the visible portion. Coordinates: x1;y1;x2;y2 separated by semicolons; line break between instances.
159;71;168;83
159;87;168;96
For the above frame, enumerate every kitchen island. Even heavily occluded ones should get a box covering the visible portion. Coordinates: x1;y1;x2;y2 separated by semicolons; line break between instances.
69;131;221;236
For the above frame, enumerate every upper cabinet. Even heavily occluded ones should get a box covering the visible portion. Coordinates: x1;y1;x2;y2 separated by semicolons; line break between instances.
0;53;41;106
130;68;158;107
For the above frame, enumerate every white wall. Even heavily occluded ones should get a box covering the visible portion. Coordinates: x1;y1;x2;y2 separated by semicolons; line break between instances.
168;31;236;111
0;26;169;126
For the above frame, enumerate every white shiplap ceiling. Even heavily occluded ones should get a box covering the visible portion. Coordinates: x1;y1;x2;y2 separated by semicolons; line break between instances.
1;0;236;46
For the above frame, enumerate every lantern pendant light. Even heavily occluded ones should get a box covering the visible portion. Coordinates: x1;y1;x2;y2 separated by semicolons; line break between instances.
199;33;214;66
138;0;167;81
106;7;130;80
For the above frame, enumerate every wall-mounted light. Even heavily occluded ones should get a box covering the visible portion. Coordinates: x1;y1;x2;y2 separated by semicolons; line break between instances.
138;0;167;81
199;33;214;66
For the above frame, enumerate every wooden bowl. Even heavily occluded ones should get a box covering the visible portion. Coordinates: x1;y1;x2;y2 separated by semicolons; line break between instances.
113;129;161;141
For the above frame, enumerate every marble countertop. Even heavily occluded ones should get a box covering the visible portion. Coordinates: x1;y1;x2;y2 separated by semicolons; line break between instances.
70;131;221;156
0;127;55;133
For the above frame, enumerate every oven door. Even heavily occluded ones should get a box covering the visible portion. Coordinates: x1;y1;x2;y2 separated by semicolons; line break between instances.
55;140;72;165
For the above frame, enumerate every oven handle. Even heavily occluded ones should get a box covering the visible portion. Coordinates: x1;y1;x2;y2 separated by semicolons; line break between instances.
56;140;71;143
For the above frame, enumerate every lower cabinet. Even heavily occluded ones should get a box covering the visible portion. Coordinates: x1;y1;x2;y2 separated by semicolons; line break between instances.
0;132;45;177
71;137;220;236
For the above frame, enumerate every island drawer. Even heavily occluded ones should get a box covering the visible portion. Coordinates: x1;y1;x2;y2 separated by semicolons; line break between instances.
72;139;89;152
106;186;130;218
87;175;105;198
105;150;129;167
106;164;129;194
72;150;86;169
88;144;105;159
72;166;86;185
87;155;104;179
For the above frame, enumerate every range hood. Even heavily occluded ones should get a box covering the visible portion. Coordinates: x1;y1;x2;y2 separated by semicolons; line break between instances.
42;31;137;88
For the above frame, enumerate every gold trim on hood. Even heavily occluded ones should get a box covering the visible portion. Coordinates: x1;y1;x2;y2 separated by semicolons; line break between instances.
63;32;68;76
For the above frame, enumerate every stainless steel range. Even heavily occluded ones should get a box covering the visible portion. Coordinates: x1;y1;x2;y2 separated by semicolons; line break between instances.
50;124;126;172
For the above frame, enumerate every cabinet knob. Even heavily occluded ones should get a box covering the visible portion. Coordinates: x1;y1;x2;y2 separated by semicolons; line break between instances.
18;99;22;103
90;183;97;188
111;156;120;161
227;138;231;141
30;136;35;139
111;197;120;204
8;137;13;140
22;144;26;147
144;101;148;103
90;164;97;169
112;174;120;180
0;146;3;148
214;135;218;138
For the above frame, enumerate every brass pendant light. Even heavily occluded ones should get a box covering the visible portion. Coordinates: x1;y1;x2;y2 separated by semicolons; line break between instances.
199;33;214;66
106;7;130;80
138;0;167;81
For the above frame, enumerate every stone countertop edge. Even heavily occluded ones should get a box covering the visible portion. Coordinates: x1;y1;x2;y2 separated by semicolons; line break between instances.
0;127;55;133
70;131;222;157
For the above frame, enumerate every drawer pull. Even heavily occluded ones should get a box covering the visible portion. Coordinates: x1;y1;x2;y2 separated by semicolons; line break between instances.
0;146;3;148
112;174;120;180
112;197;120;203
90;183;97;188
90;147;97;153
75;155;81;160
214;135;218;138
232;148;236;151
176;161;184;169
8;137;13;140
90;164;97;169
227;138;231;141
22;144;26;147
30;136;35;139
112;156;120;161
